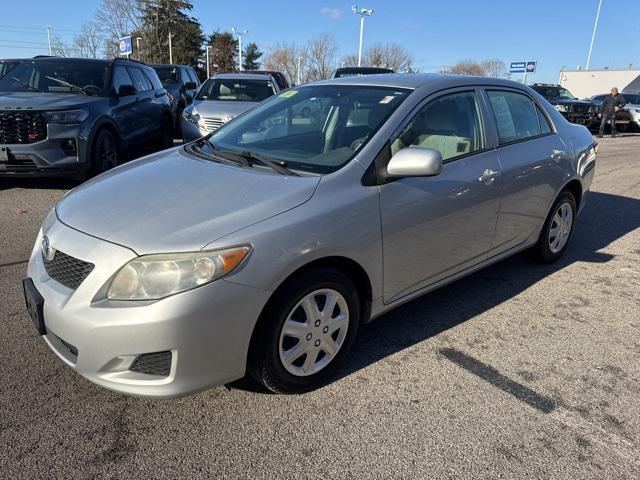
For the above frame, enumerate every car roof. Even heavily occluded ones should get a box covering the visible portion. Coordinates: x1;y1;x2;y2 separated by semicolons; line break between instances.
311;73;527;91
151;64;193;68
212;72;275;81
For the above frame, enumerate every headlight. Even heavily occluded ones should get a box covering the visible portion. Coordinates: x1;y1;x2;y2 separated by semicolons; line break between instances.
222;114;236;122
182;106;200;124
554;105;568;113
43;108;90;124
107;245;251;300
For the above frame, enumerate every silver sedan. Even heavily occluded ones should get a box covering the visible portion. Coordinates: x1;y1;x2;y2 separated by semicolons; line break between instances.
24;74;597;397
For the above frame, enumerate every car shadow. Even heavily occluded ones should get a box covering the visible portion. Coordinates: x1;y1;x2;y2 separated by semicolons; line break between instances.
231;190;640;393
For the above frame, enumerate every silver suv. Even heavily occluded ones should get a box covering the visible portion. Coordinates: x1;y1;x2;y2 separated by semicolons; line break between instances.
24;74;596;398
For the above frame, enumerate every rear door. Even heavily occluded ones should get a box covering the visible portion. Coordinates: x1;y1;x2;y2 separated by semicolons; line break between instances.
483;88;569;254
183;68;199;105
109;66;138;145
379;88;502;303
127;66;160;138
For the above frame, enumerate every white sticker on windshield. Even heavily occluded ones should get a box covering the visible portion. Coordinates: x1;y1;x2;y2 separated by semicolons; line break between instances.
379;96;395;104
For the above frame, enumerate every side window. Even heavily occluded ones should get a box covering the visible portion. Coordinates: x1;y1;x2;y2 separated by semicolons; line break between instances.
187;69;199;85
143;68;163;91
536;105;553;134
128;67;152;92
487;90;541;144
391;91;484;162
111;66;134;92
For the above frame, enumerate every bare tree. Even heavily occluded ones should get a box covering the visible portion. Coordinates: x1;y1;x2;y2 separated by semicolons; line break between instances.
264;42;303;85
50;36;74;57
73;22;104;58
95;0;142;57
342;43;415;72
480;59;508;78
306;33;337;81
443;59;486;76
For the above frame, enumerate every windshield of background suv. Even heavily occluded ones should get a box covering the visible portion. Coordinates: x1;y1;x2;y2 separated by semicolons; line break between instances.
0;61;108;96
622;93;640;104
153;66;180;84
0;61;20;79
535;86;575;100
200;85;410;174
196;78;276;102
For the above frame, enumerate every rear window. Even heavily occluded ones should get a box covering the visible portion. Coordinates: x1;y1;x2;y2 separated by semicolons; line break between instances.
196;78;276;102
153;66;180;85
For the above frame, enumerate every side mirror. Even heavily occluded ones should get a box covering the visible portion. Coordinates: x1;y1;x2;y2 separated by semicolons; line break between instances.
117;84;137;97
185;81;197;90
386;146;443;178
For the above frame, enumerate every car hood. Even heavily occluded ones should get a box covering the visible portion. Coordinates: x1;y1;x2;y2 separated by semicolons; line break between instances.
0;92;103;110
55;147;320;254
554;99;593;107
192;99;257;118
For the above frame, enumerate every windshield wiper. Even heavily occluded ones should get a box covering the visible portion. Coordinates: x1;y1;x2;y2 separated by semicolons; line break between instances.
44;76;87;95
219;148;298;176
10;76;45;92
186;143;246;168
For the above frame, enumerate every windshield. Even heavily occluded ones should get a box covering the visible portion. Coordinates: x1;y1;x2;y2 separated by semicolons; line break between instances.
0;61;108;96
0;61;20;79
196;78;276;102
153;66;180;84
622;93;640;104
534;86;575;100
335;69;392;78
198;85;410;174
558;87;576;99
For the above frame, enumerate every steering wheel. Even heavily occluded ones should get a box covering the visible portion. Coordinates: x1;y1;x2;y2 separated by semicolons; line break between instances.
83;85;102;96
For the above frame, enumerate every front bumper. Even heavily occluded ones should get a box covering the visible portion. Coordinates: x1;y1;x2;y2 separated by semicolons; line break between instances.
0;122;91;177
26;217;271;398
560;112;593;126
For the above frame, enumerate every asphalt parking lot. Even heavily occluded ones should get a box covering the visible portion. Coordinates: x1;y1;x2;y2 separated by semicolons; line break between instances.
1;135;639;479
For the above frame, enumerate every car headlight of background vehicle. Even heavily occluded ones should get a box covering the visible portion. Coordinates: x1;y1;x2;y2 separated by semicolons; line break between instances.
554;105;568;113
182;106;200;125
107;246;251;300
43;108;90;124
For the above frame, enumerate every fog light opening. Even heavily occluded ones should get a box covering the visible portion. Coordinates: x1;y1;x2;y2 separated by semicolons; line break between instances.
61;139;78;156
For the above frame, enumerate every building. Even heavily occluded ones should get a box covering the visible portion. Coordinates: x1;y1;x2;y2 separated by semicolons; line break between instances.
558;69;640;99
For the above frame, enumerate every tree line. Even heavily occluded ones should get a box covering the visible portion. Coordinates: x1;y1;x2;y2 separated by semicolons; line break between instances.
49;0;509;84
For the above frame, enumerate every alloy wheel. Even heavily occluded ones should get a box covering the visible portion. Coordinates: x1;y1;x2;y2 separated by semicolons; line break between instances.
548;202;573;253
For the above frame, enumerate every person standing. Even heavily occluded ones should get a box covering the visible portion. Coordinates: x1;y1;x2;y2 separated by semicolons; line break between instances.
597;88;626;138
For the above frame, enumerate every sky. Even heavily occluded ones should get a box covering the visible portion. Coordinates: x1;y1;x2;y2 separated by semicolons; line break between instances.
1;0;639;84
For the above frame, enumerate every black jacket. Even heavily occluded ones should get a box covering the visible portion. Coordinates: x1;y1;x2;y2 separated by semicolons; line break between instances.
601;94;626;114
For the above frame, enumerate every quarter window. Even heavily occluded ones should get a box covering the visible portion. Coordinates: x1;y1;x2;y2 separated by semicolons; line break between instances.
536;105;553;134
128;67;152;92
391;91;484;162
487;90;541;144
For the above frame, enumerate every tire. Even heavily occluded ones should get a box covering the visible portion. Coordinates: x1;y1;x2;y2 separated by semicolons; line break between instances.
159;117;174;149
248;268;360;394
531;190;577;263
91;129;119;175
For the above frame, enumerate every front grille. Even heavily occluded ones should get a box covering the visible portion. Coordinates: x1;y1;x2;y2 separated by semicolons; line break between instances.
129;351;172;376
203;116;225;132
0;156;37;172
0;111;47;144
572;105;590;115
43;250;94;290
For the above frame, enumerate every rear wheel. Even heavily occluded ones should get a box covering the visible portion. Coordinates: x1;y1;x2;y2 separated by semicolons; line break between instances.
532;190;577;263
92;129;119;175
249;269;360;393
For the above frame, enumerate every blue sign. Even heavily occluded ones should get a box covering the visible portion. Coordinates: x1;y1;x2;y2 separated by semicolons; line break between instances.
526;61;536;73
118;36;133;56
509;62;526;73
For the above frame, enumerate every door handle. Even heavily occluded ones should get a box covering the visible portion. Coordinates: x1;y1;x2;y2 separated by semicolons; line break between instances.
479;168;500;184
551;148;564;160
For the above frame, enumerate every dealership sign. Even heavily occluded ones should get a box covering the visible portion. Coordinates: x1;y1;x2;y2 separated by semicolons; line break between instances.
118;36;133;56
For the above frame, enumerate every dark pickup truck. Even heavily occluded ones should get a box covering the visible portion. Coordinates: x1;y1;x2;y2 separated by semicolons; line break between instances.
530;83;594;126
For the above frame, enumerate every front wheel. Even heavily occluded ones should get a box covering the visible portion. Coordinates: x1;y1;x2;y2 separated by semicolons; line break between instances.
532;190;577;263
92;129;119;175
248;269;360;393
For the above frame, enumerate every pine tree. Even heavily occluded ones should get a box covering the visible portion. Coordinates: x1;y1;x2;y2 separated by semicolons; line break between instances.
206;31;238;73
242;42;262;71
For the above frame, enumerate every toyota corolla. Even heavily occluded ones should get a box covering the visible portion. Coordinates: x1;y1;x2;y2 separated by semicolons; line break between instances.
24;74;597;397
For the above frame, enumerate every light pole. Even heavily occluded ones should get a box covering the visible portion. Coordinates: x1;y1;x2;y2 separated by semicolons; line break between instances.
297;56;303;85
352;6;373;67
206;45;212;78
168;32;173;64
46;25;52;55
232;27;248;71
136;37;142;61
586;0;603;70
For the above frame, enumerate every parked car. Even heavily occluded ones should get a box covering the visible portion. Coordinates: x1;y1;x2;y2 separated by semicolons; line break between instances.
331;66;394;78
530;83;594;126
151;64;200;136
24;74;596;398
0;58;23;78
248;70;290;89
181;72;280;142
0;57;173;177
590;92;639;131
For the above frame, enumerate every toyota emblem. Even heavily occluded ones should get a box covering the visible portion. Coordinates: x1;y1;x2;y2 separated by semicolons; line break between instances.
41;235;56;261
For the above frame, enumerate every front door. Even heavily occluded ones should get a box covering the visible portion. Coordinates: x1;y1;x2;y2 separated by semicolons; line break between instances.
380;89;502;303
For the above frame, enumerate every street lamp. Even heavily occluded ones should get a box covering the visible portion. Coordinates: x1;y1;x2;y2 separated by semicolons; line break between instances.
586;0;603;70
136;37;142;61
206;45;213;78
297;56;303;85
232;27;248;71
46;26;52;55
352;6;373;67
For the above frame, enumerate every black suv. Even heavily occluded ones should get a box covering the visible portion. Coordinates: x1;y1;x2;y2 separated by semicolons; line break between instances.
530;83;594;126
151;64;200;135
0;57;173;177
